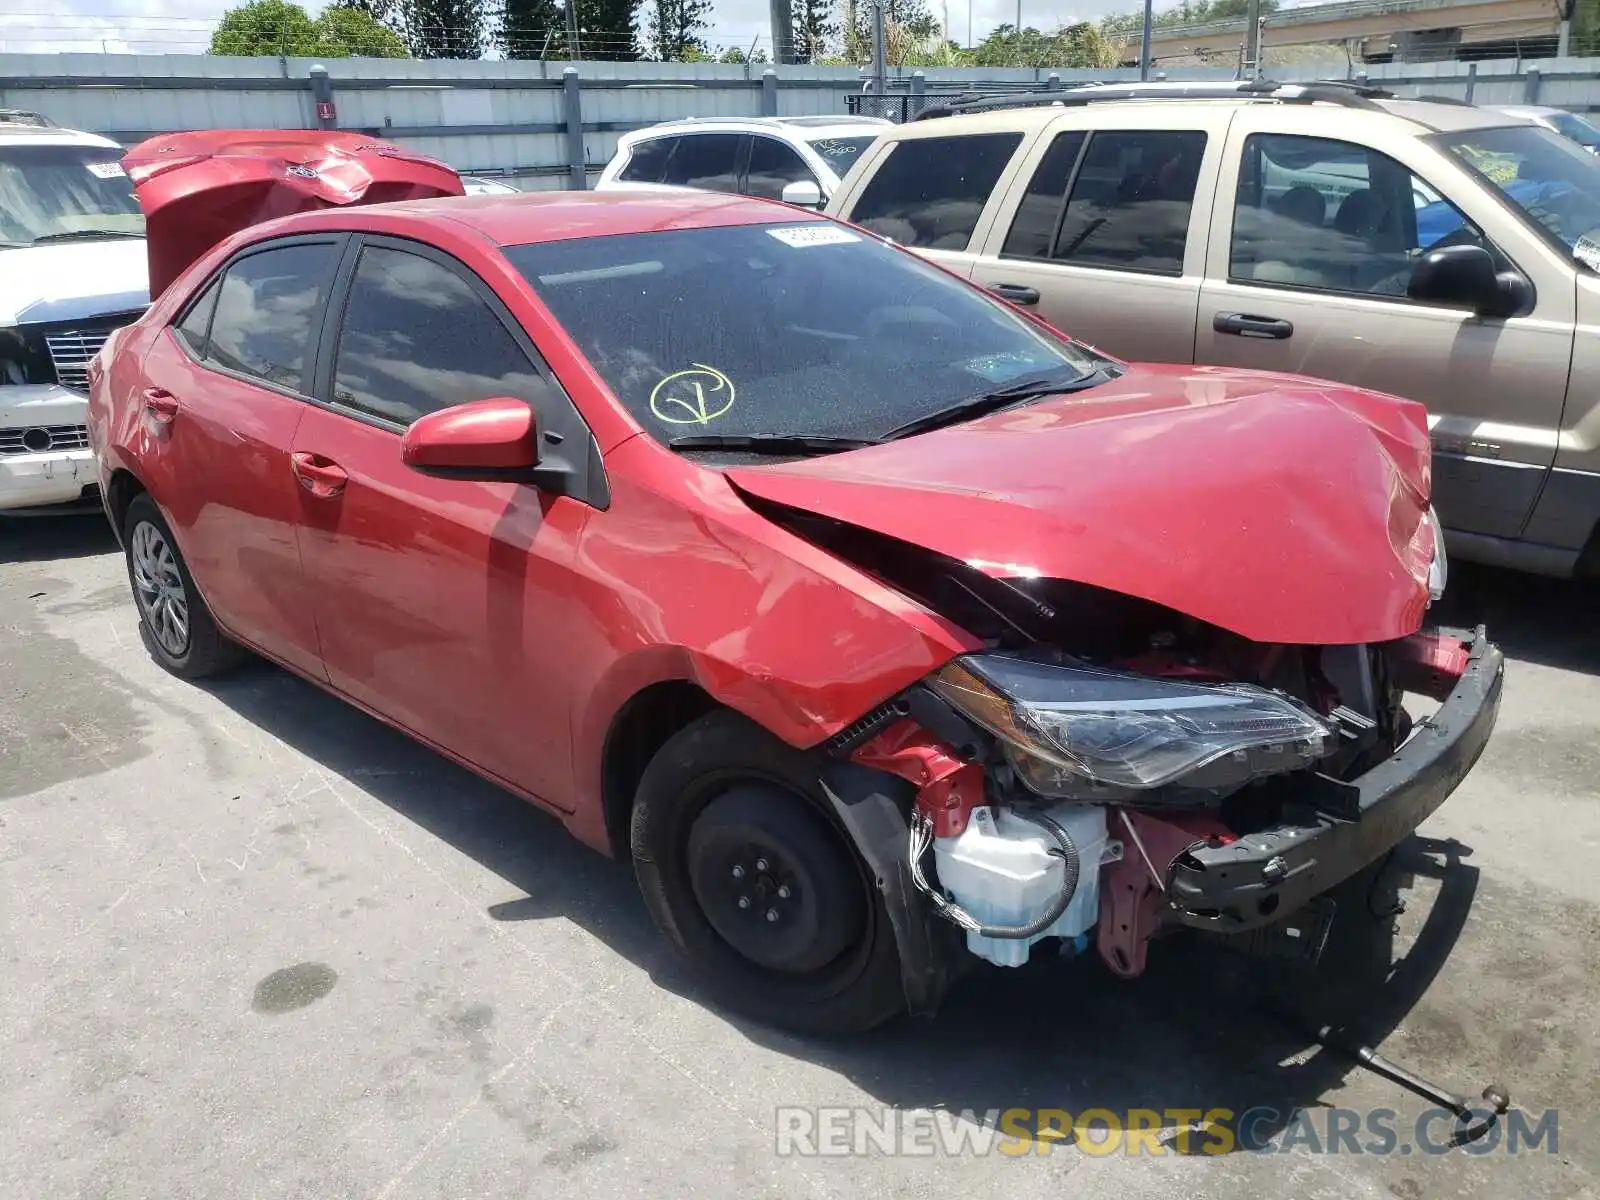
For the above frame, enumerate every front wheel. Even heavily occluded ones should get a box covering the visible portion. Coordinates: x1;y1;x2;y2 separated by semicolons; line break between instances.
631;710;905;1036
122;493;244;679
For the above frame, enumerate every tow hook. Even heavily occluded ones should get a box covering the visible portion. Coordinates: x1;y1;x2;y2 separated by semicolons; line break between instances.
1310;1025;1511;1146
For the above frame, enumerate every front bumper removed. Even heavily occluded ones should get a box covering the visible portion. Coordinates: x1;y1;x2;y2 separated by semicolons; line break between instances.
1166;625;1504;934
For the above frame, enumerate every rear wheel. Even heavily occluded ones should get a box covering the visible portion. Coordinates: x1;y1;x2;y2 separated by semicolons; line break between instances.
631;710;904;1036
122;493;243;679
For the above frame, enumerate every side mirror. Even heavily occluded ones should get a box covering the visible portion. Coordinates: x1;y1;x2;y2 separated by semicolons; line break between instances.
1407;244;1527;318
781;179;824;209
402;397;540;481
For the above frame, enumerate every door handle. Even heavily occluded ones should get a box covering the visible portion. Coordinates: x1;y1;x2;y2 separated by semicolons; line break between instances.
291;451;348;499
142;387;179;423
991;282;1041;306
1213;312;1294;339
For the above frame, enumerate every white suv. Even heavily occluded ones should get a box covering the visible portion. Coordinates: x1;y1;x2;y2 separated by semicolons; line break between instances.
1;115;149;515
595;115;891;208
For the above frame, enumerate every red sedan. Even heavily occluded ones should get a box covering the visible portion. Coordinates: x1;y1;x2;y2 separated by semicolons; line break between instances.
90;177;1502;1035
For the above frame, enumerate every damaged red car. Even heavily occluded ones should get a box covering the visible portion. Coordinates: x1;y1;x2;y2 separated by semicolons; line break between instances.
90;139;1503;1035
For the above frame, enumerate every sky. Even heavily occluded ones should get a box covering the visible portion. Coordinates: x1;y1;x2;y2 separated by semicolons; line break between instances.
0;0;1167;57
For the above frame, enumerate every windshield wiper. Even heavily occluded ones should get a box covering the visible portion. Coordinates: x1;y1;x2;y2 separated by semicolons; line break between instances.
668;433;879;456
881;367;1115;442
30;230;144;244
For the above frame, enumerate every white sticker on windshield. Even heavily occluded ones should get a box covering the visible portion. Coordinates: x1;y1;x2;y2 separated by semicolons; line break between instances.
766;225;859;248
86;161;126;179
1576;233;1600;273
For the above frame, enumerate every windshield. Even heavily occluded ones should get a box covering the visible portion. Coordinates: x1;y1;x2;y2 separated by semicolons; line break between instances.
1440;124;1600;269
0;143;144;248
806;135;879;178
506;222;1103;445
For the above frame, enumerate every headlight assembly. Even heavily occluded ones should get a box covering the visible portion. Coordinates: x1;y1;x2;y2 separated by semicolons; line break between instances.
929;653;1333;799
1423;506;1448;603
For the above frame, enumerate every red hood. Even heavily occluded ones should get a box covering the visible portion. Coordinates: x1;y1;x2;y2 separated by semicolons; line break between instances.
727;364;1436;646
124;130;464;300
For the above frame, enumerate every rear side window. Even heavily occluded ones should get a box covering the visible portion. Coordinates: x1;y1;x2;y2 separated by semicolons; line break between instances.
332;245;555;427
620;137;676;184
1052;130;1207;275
205;243;338;392
849;132;1023;251
1002;131;1088;259
661;133;743;192
174;277;220;358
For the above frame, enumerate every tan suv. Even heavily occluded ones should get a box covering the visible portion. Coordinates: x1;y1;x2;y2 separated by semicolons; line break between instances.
827;80;1600;577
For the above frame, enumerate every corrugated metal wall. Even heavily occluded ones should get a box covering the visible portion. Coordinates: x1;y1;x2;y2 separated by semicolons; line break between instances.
2;51;1595;187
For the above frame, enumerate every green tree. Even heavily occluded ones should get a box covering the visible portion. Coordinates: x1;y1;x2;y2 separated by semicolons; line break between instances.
644;0;712;59
791;0;836;61
497;0;564;57
718;45;770;62
572;0;641;59
969;21;1120;67
210;0;408;56
402;0;485;57
319;5;409;54
211;0;320;54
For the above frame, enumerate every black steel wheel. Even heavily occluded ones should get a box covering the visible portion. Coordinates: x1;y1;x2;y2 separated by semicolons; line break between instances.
631;710;904;1036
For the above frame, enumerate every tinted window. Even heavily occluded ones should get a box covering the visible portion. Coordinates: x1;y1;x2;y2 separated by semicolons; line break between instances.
206;243;337;391
0;143;143;245
661;134;743;192
1002;131;1087;259
620;137;676;184
332;246;553;426
806;135;878;177
507;222;1103;446
1052;130;1206;275
1232;133;1491;296
174;278;220;358
1441;124;1600;267
849;133;1023;251
745;136;817;200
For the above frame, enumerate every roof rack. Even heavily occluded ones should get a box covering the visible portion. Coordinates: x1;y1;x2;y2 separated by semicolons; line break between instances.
0;108;54;128
910;78;1397;121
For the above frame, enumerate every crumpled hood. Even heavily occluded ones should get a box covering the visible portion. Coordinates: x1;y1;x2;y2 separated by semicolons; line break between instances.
728;364;1436;646
0;240;149;326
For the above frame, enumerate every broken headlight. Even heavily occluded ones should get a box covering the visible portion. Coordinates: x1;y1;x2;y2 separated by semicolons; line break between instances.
1423;506;1448;603
929;653;1333;798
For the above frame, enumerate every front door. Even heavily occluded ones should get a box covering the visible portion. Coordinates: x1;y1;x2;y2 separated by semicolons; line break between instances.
291;237;593;807
136;237;343;677
1194;113;1574;541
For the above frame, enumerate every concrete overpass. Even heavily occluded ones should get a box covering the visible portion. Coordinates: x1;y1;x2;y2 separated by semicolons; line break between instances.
1147;0;1564;64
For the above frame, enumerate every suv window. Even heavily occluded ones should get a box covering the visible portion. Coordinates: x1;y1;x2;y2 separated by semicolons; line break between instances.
745;135;817;200
1002;131;1088;259
205;243;338;392
332;245;555;427
1232;133;1491;296
850;132;1023;251
620;137;676;184
661;133;743;192
1051;130;1206;275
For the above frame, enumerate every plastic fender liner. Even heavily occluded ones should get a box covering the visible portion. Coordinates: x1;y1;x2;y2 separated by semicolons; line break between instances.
820;761;968;1016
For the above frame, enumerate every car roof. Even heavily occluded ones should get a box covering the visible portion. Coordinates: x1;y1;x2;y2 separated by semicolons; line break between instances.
0;123;121;149
277;189;818;248
623;115;890;140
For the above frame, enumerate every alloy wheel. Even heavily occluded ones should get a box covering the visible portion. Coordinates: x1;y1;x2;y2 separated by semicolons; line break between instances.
129;520;190;657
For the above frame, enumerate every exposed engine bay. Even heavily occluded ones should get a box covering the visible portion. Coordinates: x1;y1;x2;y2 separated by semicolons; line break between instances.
770;499;1497;985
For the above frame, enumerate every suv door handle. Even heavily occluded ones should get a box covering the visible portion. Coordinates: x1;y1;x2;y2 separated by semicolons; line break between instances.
291;452;348;499
991;283;1041;306
1213;312;1294;339
142;387;179;423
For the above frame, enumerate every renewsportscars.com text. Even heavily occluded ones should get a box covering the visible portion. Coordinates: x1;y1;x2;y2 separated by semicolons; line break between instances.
773;1106;1557;1158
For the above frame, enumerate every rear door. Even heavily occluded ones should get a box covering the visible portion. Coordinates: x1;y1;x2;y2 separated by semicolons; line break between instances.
839;129;1031;279
136;235;343;677
968;109;1232;363
292;235;598;807
1194;107;1574;540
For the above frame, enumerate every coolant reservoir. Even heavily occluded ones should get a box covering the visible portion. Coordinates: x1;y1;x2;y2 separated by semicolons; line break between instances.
933;804;1118;968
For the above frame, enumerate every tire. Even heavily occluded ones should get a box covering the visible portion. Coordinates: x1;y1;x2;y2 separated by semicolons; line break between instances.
122;493;244;679
631;710;905;1037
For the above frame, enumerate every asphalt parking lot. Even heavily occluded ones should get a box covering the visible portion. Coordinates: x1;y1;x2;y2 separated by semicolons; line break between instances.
3;513;1598;1200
